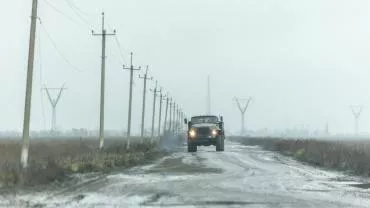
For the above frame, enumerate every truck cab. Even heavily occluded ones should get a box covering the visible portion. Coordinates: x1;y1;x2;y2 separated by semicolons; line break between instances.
184;115;225;152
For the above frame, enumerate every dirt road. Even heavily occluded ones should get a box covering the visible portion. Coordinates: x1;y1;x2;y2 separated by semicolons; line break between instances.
1;141;370;207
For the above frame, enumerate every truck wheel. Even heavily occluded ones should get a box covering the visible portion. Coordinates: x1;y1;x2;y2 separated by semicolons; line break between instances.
188;143;197;152
220;136;225;151
216;136;223;151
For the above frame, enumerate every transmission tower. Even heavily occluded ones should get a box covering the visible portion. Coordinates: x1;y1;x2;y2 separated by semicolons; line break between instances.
350;105;364;136
234;97;252;135
43;85;67;132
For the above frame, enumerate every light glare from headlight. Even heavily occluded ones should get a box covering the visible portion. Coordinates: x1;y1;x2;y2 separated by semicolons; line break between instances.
189;129;196;138
212;129;217;136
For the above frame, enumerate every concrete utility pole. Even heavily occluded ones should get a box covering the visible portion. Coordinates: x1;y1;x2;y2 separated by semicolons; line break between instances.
163;96;169;134
150;81;159;140
350;105;364;136
168;100;173;132
21;0;38;170
139;66;152;137
92;12;116;150
43;85;67;132
172;103;177;134
234;97;252;135
157;88;165;137
175;107;180;135
123;52;141;144
207;75;211;115
178;108;182;134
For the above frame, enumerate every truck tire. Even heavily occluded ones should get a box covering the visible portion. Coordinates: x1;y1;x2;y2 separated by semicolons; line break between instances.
216;136;223;151
220;136;225;151
188;143;197;152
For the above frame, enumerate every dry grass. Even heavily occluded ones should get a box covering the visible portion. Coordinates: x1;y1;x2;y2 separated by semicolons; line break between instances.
0;138;162;188
231;137;370;177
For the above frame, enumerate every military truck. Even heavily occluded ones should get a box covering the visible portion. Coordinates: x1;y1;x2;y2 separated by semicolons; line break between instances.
184;115;225;152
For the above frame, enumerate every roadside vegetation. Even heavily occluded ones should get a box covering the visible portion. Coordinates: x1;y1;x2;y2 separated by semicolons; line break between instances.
0;138;165;188
231;137;370;177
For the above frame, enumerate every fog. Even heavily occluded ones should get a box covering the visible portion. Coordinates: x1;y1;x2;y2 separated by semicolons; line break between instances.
2;0;370;135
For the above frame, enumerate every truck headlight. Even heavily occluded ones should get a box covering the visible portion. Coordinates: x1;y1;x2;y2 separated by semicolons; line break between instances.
211;129;217;136
189;129;196;138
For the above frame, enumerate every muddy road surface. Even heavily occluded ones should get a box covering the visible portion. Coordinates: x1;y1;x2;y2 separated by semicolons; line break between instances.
1;141;370;207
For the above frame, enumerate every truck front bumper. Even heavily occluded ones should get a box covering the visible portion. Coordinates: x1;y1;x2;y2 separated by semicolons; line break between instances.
188;136;217;146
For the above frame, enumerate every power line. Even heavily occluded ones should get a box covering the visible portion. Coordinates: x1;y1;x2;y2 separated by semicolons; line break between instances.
37;24;47;130
64;0;97;17
64;0;94;29
39;21;82;72
107;23;127;65
43;0;84;28
114;35;127;65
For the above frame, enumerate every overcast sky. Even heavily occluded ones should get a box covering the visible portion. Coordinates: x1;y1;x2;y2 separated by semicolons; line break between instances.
2;0;370;135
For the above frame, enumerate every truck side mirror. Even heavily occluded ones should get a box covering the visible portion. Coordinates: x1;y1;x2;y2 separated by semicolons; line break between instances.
188;121;192;129
220;116;223;122
184;118;188;124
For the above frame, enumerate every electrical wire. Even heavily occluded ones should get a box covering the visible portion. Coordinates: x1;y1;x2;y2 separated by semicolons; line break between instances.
39;21;83;72
64;0;94;30
64;0;97;17
43;0;85;28
114;35;128;66
37;20;47;130
106;24;127;65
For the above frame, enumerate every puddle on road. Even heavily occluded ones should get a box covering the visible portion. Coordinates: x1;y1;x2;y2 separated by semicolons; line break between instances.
145;157;223;174
350;183;370;189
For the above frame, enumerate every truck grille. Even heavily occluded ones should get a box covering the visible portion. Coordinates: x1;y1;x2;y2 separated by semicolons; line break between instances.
197;127;210;136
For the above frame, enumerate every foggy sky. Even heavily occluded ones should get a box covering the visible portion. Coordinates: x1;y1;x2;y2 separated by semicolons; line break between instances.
2;0;370;135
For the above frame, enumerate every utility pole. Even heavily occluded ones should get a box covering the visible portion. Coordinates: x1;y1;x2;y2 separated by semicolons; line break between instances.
178;107;182;134
163;96;169;134
168;100;173;132
157;88;165;137
181;111;185;132
139;66;152;137
21;0;38;170
43;85;67;132
175;107;180;135
234;97;252;135
172;103;177;134
123;52;141;145
207;75;211;114
92;12;116;150
150;81;159;140
350;105;364;136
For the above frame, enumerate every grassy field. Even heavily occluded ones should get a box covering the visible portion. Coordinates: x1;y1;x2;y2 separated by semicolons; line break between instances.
231;137;370;177
0;137;164;188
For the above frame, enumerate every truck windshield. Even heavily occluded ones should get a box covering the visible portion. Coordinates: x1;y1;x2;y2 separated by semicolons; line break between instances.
191;116;218;124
